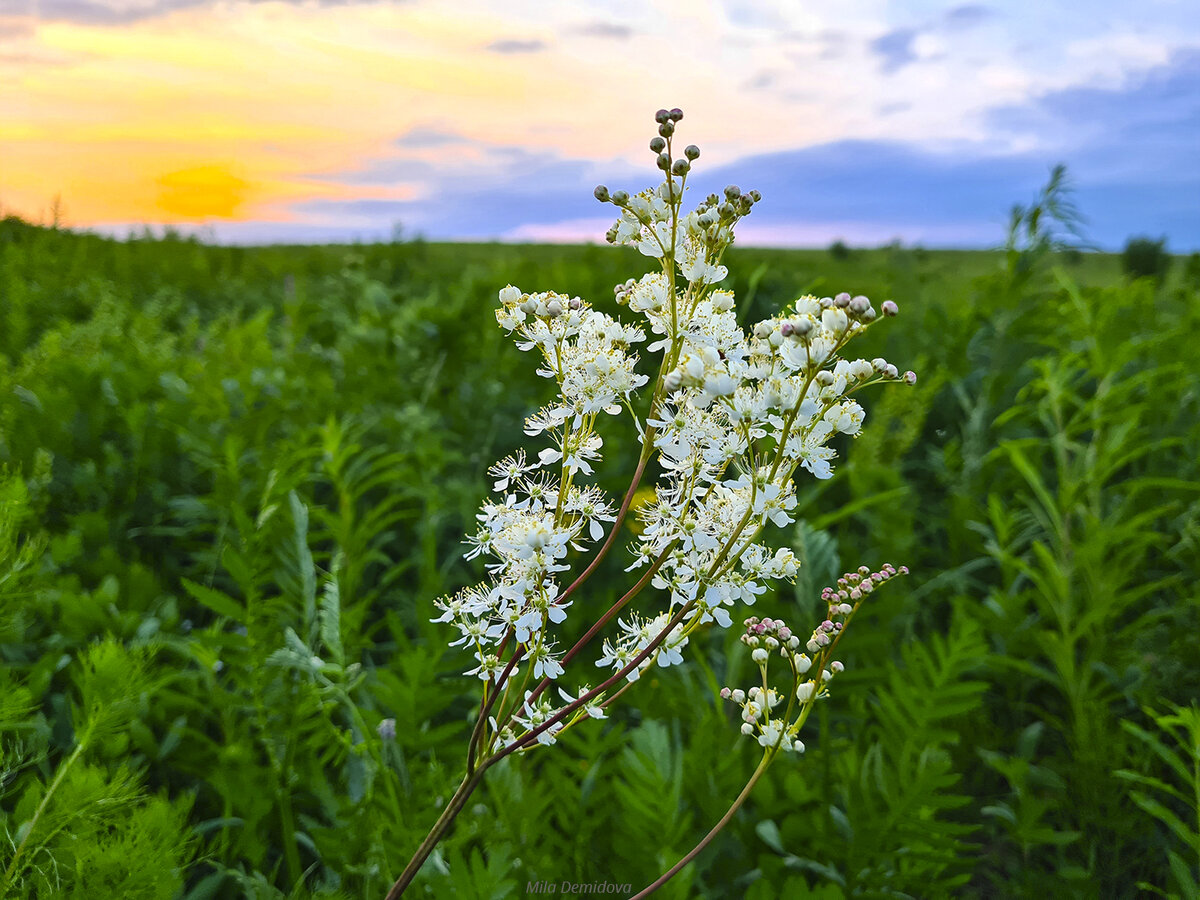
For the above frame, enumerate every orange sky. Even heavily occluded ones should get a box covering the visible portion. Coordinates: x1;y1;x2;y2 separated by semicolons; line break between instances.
1;1;1196;247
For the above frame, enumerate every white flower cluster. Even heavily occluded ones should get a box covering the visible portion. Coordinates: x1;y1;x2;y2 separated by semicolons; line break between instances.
721;564;908;753
433;289;647;691
594;284;913;678
434;107;916;756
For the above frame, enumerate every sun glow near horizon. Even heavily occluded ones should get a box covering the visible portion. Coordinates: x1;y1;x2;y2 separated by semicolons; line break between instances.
2;0;1197;248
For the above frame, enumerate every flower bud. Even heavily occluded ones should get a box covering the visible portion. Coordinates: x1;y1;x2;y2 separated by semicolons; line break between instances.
664;370;682;393
752;648;769;664
749;189;762;202
519;299;537;315
649;136;666;153
569;297;582;310
657;152;671;171
780;321;794;337
732;689;745;703
655;108;670;124
593;185;610;202
796;681;816;702
796;654;812;674
882;300;899;317
740;722;754;735
684;144;700;160
793;740;806;753
793;318;813;337
671;158;689;176
834;292;850;308
611;190;629;205
831;660;845;673
904;370;917;385
669;107;683;121
498;285;521;304
724;184;741;200
659;120;675;137
720;687;732;699
546;299;563;317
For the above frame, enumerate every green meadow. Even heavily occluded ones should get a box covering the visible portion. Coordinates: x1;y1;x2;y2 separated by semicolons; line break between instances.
1;214;1198;898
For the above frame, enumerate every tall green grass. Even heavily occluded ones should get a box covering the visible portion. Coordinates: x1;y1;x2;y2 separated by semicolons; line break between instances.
1;214;1196;897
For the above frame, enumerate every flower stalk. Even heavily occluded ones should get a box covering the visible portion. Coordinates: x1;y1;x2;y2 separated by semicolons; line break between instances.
387;106;916;897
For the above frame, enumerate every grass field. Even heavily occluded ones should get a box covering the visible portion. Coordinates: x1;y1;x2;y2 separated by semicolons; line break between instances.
1;214;1198;898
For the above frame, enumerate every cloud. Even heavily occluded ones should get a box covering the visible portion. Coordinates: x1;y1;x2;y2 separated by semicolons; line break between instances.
571;21;632;40
393;127;466;149
13;0;396;25
944;5;993;30
287;44;1200;252
988;48;1200;176
13;0;203;26
870;27;918;73
484;38;545;54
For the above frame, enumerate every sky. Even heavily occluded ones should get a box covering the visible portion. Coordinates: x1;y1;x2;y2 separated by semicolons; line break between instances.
1;0;1198;249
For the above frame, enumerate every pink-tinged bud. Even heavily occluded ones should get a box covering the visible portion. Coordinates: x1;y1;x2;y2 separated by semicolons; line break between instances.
858;565;870;575
837;603;853;615
761;617;774;628
849;588;861;600
831;661;844;674
882;300;899;317
899;565;910;575
778;627;792;640
820;620;834;631
834;292;850;308
720;687;732;699
780;321;794;337
885;364;899;379
569;297;582;310
903;370;917;385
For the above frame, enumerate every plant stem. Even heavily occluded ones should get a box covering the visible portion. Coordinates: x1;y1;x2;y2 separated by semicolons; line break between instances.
628;750;775;899
1;730;89;892
385;761;493;899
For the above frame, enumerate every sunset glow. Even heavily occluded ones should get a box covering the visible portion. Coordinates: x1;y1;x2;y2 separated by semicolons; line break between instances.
2;1;1198;247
